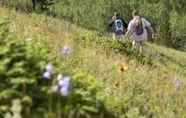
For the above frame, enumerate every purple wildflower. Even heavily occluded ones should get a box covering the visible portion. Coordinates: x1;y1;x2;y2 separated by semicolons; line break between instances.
43;71;52;80
59;87;69;96
61;45;72;56
42;63;54;80
46;63;53;74
172;78;182;90
58;76;71;96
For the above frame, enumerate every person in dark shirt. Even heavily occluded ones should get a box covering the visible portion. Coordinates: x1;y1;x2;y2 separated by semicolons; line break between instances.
109;12;128;39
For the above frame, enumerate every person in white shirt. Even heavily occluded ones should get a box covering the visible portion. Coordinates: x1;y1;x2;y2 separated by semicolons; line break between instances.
126;10;154;53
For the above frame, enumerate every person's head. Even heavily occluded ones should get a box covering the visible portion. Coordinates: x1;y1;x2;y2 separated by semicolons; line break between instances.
132;10;139;18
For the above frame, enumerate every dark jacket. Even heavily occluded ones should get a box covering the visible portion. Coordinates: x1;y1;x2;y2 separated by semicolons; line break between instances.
109;17;128;33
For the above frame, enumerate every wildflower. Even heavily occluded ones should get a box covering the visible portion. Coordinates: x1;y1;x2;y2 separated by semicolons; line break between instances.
59;76;70;87
43;71;52;80
118;63;129;74
58;76;71;96
42;63;54;80
57;74;63;81
172;78;182;90
59;87;69;96
45;63;53;74
61;45;72;56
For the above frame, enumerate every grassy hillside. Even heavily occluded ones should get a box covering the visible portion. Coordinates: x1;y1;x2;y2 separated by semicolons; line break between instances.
2;0;186;51
0;7;186;118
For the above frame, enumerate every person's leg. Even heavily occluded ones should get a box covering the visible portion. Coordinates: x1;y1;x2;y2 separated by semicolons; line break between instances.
132;40;136;50
139;41;144;53
139;43;143;53
136;42;140;52
112;33;116;40
133;41;142;53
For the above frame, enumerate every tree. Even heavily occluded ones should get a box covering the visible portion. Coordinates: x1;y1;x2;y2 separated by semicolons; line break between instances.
32;0;37;10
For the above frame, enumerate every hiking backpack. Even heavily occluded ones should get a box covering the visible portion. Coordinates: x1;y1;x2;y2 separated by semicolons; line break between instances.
114;19;124;33
133;16;144;35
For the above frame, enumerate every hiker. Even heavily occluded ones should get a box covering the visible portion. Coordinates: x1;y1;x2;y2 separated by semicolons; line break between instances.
109;12;128;40
126;10;154;53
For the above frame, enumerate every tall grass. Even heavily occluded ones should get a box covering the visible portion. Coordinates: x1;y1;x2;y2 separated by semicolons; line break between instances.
1;0;186;50
0;7;186;118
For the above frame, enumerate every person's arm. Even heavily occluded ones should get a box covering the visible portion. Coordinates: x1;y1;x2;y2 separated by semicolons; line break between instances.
123;20;128;33
120;17;128;29
109;21;114;27
123;19;128;29
149;27;154;35
125;30;133;38
125;21;133;38
109;15;116;27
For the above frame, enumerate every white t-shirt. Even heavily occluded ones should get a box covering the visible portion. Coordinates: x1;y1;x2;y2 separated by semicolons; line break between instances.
128;17;151;42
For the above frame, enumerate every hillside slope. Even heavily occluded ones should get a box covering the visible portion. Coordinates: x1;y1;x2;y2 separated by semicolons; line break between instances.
1;7;186;117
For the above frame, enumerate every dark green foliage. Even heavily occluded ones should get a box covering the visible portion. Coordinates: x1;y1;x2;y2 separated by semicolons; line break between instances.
1;0;33;12
34;0;56;11
159;0;171;45
1;0;56;11
0;17;48;117
170;13;186;51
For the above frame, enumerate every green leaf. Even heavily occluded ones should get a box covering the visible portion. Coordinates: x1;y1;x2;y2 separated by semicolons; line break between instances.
22;95;33;106
0;46;10;56
7;68;26;76
0;105;9;112
0;59;10;75
82;105;98;113
10;78;36;85
0;89;20;100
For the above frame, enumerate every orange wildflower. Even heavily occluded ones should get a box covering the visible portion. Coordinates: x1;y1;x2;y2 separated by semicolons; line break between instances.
118;63;129;74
